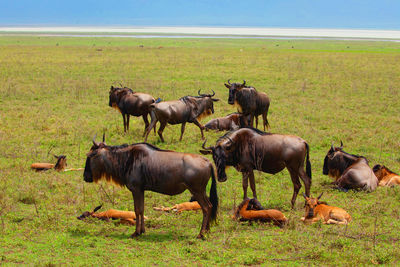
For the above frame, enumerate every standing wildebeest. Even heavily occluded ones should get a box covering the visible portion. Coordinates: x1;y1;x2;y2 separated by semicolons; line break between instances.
144;90;219;142
323;142;378;191
200;127;312;207
372;164;400;187
224;80;270;130
83;135;218;239
204;112;250;131
109;86;159;136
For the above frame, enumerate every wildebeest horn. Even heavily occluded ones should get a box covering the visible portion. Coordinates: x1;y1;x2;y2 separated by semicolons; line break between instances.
198;89;202;96
102;132;105;143
339;140;343;149
242;80;246;86
202;139;214;150
93;134;99;147
210;89;215;97
317;192;323;200
227;79;231;85
331;142;335;151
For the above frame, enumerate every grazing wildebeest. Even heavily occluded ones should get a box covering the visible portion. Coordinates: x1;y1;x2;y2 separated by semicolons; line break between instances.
31;154;67;172
204;113;250;131
234;198;287;227
323;142;378;191
109;86;159;136
83;135;218;238
200;127;312;207
224;80;270;130
77;204;148;225
301;193;352;225
373;164;400;187
144;90;219;142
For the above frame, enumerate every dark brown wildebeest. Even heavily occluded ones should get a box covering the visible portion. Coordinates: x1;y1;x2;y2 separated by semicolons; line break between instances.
109;86;160;136
204;112;250;131
200;127;312;207
144;90;219;142
323;142;378;191
83;135;218;239
31;155;67;172
372;164;400;186
224;80;270;130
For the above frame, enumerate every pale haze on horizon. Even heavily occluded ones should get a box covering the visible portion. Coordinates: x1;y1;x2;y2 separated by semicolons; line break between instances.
0;0;399;30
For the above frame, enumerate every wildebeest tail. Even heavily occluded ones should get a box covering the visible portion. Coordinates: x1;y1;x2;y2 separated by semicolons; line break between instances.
305;143;312;180
209;165;218;222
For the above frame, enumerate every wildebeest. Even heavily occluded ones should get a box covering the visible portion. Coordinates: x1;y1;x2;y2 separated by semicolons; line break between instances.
200;127;312;207
109;86;159;136
144;90;219;142
234;198;287;227
323;142;378;191
83;135;218;238
31;154;67;172
373;164;400;186
153;200;201;213
77;204;148;225
301;193;352;225
224;80;270;130
204;112;249;131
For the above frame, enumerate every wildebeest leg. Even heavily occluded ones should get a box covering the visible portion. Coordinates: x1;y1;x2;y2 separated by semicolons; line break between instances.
179;122;186;141
287;167;302;208
131;190;145;238
242;172;249;199
298;168;311;198
157;121;167;142
126;115;130;132
192;191;212;238
122;113;127;133
144;113;158;142
262;112;268;131
255;116;258;129
142;114;149;137
248;171;257;199
192;119;205;140
249;115;255;128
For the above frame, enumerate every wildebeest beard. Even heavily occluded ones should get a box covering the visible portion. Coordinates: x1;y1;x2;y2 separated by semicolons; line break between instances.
213;148;228;182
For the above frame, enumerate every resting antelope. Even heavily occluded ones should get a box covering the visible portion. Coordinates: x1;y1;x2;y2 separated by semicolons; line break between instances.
77;205;147;225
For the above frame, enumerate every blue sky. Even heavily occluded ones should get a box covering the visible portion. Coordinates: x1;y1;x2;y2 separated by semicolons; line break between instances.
1;0;399;29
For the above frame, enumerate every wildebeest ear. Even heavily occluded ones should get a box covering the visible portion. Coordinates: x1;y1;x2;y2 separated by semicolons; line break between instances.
212;98;220;102
199;150;213;155
224;83;231;89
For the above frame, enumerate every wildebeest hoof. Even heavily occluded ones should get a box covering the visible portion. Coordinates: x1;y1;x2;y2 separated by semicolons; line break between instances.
130;232;141;238
197;233;205;240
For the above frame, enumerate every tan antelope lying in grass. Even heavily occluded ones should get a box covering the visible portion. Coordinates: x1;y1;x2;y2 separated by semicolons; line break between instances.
153;200;201;213
77;205;148;225
31;154;83;172
373;164;400;186
234;198;287;227
301;193;351;225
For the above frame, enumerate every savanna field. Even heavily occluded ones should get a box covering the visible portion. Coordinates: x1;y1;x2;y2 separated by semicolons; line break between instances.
0;36;400;265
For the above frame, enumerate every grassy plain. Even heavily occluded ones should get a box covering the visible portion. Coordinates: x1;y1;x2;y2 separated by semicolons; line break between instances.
0;36;399;265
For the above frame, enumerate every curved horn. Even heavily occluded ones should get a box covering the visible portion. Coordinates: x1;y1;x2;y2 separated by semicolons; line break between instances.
339;140;343;149
210;89;215;97
317;192;323;200
92;134;99;147
202;139;214;150
331;142;335;151
227;79;231;85
102;132;105;143
242;80;246;86
198;89;202;96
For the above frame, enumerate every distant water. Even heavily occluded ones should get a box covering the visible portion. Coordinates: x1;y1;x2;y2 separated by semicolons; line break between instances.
1;26;400;41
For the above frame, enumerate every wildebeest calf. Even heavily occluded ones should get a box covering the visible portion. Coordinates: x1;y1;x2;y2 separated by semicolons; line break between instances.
373;164;400;186
204;113;249;131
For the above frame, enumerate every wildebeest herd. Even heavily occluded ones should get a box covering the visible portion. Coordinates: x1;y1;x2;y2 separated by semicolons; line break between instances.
79;80;399;239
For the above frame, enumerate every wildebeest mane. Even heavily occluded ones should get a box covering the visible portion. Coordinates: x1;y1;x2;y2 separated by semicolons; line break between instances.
235;87;258;114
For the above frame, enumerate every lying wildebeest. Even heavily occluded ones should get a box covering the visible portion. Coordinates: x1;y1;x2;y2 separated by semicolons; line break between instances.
31;154;67;172
200;127;312;207
77;204;148;225
153;200;201;213
234;198;287;227
373;164;400;187
224;80;270;130
83;134;218;238
144;90;219;142
109;86;160;136
204;112;250;131
301;193;352;225
323;142;378;191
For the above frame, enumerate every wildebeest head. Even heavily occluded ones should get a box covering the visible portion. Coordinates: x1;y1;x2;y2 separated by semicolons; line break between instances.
108;86;133;108
322;141;344;176
199;134;239;182
224;79;246;105
303;193;323;218
196;90;219;117
83;133;107;183
54;155;67;171
77;204;103;220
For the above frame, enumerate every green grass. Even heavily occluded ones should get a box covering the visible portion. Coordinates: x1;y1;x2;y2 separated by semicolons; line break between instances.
0;36;399;265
